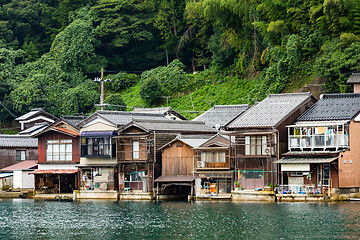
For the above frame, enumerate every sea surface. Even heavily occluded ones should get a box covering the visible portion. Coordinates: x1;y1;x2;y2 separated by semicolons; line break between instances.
0;199;359;239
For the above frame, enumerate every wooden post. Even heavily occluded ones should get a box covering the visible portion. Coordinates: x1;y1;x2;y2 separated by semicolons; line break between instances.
58;175;61;194
100;68;104;111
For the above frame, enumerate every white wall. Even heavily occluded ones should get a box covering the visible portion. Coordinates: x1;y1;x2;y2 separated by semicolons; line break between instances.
13;170;35;189
38;164;77;170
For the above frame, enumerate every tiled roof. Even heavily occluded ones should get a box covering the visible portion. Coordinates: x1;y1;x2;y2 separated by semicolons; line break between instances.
61;116;85;127
133;107;172;114
1;160;37;172
124;119;217;133
347;73;360;84
15;108;57;121
18;123;49;136
297;93;360;121
0;135;38;148
77;110;168;128
193;104;249;127
133;107;188;120
227;93;314;128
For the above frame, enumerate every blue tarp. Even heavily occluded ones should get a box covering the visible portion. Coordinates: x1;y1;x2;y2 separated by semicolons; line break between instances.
0;173;13;178
80;131;117;137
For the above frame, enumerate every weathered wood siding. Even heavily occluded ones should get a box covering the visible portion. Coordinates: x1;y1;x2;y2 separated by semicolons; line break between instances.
162;140;194;176
0;147;37;169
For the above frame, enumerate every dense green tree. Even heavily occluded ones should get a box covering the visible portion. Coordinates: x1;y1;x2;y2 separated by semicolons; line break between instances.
139;76;163;106
104;93;126;111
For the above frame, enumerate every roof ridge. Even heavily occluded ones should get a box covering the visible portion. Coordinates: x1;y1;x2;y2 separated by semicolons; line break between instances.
98;110;164;116
213;104;249;108
133;119;205;124
268;92;311;97
323;93;360;98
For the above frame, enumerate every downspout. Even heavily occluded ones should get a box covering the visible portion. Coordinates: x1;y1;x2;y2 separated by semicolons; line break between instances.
152;131;156;196
272;128;280;190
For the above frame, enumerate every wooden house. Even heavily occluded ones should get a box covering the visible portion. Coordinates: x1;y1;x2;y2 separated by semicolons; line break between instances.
157;134;232;199
226;93;316;190
31;117;83;194
277;93;360;197
0;135;38;169
77;110;167;199
116;119;216;200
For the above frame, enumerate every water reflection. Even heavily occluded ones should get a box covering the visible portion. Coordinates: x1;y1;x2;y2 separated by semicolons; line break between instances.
1;200;360;239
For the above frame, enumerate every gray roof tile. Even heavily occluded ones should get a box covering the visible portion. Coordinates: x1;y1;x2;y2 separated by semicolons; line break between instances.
77;110;168;128
0;135;38;148
297;93;360;121
193;104;249;127
347;73;360;84
124;119;217;133
61;116;85;127
228;93;314;128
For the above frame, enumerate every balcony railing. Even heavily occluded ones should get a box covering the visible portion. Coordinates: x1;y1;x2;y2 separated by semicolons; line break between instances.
278;185;328;195
81;144;112;157
289;134;349;150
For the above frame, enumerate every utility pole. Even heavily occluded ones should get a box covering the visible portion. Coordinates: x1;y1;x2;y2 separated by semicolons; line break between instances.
94;68;112;111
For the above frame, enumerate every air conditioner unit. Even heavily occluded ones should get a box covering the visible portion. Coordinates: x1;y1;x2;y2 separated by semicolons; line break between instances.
263;147;275;155
197;161;205;168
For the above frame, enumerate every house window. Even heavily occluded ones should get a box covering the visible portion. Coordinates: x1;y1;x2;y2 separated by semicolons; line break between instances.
46;140;72;161
16;150;26;161
201;152;226;163
245;136;268;155
81;137;113;157
133;141;139;159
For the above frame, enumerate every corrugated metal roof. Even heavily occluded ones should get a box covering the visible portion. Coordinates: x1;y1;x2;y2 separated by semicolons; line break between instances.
194;104;249;127
15;108;57;121
31;169;78;174
180;138;208;148
228;93;314;128
154;175;195;182
0;135;38;148
1;160;37;172
53;127;79;136
347;73;360;84
297;93;360;121
277;156;338;164
18;123;49;136
127;119;217;133
0;173;13;178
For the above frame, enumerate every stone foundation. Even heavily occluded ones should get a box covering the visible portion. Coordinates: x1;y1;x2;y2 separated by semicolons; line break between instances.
76;190;118;199
119;192;154;200
232;190;276;202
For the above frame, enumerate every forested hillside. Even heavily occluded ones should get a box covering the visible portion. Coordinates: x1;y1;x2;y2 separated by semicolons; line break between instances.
0;0;359;123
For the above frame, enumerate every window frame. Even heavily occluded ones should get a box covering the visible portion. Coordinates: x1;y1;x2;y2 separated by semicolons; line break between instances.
16;150;26;161
46;139;72;162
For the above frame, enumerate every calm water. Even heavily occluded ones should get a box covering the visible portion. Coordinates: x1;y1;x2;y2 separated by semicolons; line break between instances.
0;199;360;239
